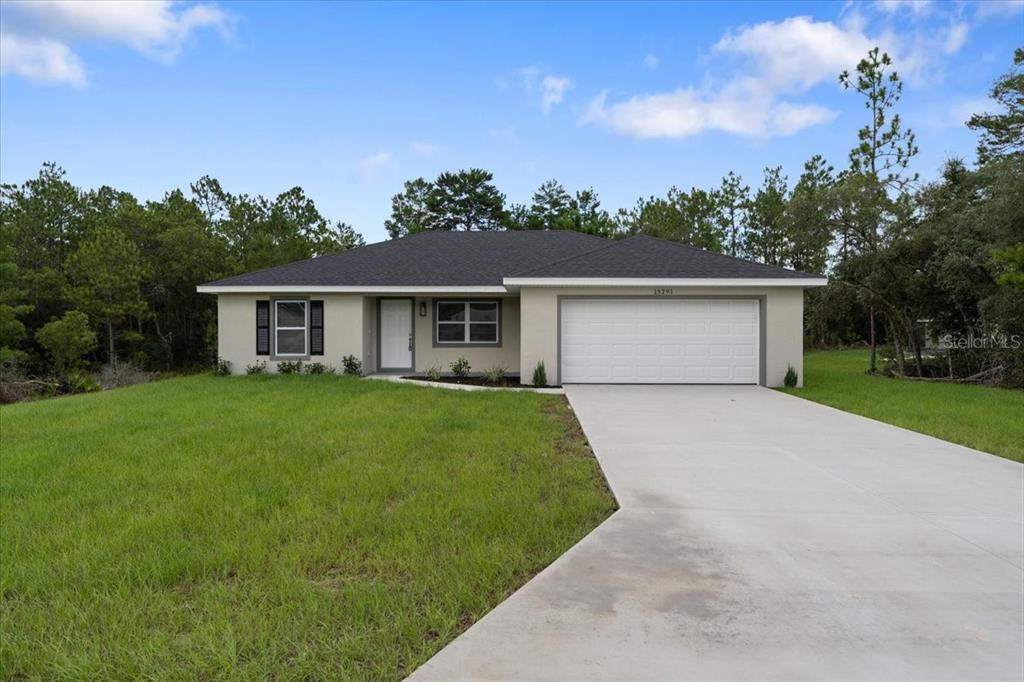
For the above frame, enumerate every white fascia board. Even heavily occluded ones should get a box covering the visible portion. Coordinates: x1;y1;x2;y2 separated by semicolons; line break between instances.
501;277;828;288
196;285;510;294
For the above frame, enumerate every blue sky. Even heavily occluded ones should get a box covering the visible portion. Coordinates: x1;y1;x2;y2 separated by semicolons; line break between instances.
1;1;1022;243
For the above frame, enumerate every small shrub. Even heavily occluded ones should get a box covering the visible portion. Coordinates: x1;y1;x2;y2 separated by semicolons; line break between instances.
277;361;303;375
66;369;100;394
304;362;334;375
483;365;506;385
342;354;363;376
245;361;267;375
214;358;232;376
784;364;798;388
450;356;471;378
98;360;152;390
425;364;442;381
532;360;547;387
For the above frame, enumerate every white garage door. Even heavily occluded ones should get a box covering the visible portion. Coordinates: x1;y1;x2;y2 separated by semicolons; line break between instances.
560;299;759;384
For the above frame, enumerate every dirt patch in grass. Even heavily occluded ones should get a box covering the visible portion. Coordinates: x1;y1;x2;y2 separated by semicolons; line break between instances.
542;395;618;508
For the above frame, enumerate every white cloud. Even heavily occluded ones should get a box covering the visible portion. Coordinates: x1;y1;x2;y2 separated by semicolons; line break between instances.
1;1;230;87
643;53;659;70
949;95;993;126
5;1;231;61
583;16;870;139
976;0;1024;18
540;75;572;113
943;21;969;54
0;32;86;87
357;151;397;181
516;66;572;112
410;141;442;157
582;86;838;139
712;16;875;92
874;0;934;15
771;102;840;134
582;12;981;141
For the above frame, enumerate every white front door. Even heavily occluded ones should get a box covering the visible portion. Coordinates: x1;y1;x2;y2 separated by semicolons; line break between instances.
561;298;759;384
380;299;413;369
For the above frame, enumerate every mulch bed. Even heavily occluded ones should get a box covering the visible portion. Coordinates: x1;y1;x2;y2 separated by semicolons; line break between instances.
402;375;558;389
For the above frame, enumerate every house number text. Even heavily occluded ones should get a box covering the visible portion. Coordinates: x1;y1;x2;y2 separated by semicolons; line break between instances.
653;288;674;296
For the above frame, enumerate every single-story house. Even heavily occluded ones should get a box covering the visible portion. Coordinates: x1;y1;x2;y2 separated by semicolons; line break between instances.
197;231;826;386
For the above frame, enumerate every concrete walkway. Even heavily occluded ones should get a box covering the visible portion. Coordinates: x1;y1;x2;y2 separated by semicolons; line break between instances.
408;385;1024;681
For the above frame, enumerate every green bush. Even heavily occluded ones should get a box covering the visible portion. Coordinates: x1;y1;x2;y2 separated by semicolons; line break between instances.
304;362;334;375
450;356;470;378
341;355;362;376
245;361;267;375
784;365;798;388
35;311;97;375
277;361;303;375
65;369;100;394
483;365;506;385
214;358;232;376
532;360;547;387
425;364;442;381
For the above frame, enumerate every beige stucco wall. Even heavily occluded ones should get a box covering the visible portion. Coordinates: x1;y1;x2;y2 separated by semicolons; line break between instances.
216;288;804;385
518;286;806;387
216;293;366;374
412;296;521;374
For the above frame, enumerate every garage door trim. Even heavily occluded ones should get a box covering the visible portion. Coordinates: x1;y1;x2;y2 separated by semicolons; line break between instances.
556;294;767;386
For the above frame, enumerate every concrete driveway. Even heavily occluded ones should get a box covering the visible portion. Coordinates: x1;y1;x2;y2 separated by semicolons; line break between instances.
409;386;1024;681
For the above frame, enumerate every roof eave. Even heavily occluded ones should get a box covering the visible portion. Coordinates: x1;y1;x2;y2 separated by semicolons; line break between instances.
502;277;828;288
196;285;510;294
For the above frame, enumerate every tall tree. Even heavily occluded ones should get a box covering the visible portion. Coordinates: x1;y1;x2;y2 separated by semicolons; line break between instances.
427;169;508;231
618;188;723;250
967;48;1024;164
572;188;616;237
0;220;32;362
0;164;83;344
617;188;723;251
529;179;574;230
716;172;750;258
384;178;435;238
65;226;150;365
745;167;789;266
785;155;835;274
839;47;919;372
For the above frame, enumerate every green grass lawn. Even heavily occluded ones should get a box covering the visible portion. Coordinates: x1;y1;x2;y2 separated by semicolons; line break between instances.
781;349;1024;463
0;376;615;680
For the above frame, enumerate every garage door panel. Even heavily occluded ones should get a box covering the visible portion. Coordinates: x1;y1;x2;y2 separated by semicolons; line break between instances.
561;298;759;384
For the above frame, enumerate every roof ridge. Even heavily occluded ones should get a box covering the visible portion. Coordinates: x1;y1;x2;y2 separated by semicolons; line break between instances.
508;235;621;277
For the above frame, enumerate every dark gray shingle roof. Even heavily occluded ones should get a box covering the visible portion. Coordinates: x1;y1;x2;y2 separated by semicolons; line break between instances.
202;231;818;287
203;230;608;287
510;234;817;279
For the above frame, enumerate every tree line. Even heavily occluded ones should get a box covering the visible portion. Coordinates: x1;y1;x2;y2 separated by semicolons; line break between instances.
0;174;363;384
1;46;1021;392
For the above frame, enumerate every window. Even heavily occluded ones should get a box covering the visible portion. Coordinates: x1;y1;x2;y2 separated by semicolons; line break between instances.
275;300;307;356
436;301;499;344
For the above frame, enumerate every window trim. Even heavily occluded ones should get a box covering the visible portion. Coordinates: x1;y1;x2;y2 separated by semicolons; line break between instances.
274;299;308;357
433;299;502;347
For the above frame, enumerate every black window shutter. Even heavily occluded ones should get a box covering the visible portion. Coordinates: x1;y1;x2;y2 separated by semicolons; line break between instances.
310;300;324;356
256;300;270;355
